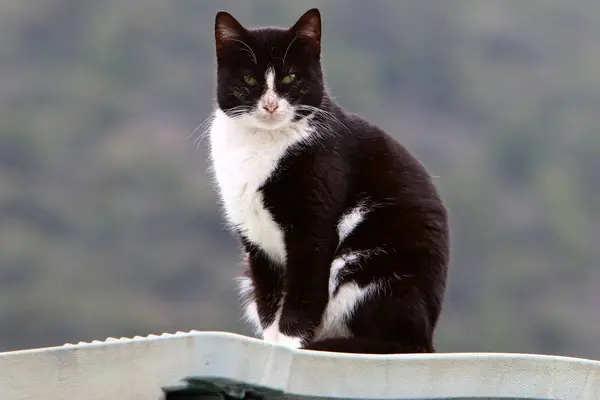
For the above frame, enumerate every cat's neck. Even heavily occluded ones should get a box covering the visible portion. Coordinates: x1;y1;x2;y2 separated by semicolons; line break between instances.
318;92;336;112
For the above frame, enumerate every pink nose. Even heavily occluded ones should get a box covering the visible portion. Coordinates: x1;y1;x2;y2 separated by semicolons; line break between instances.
263;103;278;113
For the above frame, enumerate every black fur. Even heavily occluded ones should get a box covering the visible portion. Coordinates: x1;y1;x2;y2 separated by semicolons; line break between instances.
213;9;449;354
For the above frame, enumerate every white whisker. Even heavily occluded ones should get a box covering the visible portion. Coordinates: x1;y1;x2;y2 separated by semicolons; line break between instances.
187;114;214;140
295;105;351;135
187;114;217;152
229;39;257;64
282;36;298;68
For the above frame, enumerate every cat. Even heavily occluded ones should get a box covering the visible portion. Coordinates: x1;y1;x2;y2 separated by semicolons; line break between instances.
207;8;450;354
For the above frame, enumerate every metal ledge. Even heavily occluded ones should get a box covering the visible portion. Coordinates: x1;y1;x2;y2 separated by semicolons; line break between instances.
1;331;599;399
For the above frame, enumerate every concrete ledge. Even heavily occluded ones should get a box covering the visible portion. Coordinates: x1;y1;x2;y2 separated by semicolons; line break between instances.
1;331;599;399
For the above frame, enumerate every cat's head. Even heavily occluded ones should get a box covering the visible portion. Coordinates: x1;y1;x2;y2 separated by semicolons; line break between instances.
214;9;324;130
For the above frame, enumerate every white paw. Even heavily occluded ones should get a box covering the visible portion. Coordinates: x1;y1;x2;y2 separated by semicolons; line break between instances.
262;324;279;343
275;333;303;349
261;325;303;349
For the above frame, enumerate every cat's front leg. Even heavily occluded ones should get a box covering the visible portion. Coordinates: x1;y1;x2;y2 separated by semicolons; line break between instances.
242;241;285;343
277;226;335;348
244;243;309;349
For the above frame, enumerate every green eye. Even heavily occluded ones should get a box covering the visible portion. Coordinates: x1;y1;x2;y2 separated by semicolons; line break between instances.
243;74;257;85
281;73;296;84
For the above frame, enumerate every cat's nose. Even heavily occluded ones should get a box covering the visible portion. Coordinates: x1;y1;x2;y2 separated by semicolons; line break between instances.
263;103;279;113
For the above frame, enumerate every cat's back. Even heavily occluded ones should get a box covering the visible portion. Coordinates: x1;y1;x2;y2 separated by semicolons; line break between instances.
340;111;439;189
340;113;446;218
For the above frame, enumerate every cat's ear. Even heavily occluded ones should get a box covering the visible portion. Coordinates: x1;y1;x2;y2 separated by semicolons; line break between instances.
290;8;322;55
215;11;247;54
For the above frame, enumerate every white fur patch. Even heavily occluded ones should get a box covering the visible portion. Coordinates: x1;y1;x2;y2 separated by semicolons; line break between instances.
244;301;260;333
328;253;358;297
258;67;281;115
329;250;385;298
329;258;345;297
262;317;280;343
314;281;378;341
236;275;254;298
265;68;276;91
236;276;261;334
209;109;314;264
337;203;371;243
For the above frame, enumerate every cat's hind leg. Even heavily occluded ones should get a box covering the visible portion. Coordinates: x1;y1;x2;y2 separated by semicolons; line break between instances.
303;286;436;354
304;246;442;354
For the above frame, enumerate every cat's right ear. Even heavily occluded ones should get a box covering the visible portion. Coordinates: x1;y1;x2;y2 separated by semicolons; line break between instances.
215;11;247;54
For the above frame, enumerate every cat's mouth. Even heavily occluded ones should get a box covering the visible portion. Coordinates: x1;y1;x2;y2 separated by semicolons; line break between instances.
258;112;285;123
251;109;293;129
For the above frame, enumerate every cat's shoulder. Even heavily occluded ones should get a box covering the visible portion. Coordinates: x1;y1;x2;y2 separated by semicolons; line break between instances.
336;109;395;144
334;108;423;168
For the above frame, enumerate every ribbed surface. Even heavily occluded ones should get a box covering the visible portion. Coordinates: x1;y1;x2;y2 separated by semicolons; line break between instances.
61;330;202;347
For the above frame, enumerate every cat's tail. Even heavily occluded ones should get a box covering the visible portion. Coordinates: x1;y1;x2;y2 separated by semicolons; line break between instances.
302;337;434;355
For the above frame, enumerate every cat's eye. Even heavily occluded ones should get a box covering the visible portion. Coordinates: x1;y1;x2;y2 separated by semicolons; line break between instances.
281;73;296;84
243;74;257;86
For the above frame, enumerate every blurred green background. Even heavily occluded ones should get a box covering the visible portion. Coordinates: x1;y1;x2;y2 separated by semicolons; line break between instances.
1;0;599;359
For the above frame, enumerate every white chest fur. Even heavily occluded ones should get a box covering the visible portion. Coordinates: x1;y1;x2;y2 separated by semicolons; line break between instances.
208;109;313;265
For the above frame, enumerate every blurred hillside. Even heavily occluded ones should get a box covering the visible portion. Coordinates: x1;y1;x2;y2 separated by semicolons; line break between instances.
1;0;599;358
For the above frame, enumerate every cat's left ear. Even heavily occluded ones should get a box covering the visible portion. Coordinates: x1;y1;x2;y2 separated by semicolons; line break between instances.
290;8;322;55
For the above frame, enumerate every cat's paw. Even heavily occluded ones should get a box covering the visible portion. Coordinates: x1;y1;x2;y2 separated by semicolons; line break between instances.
261;326;303;349
275;333;303;349
262;324;280;343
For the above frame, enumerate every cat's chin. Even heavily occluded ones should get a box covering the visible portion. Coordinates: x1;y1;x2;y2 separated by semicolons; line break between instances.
247;115;294;131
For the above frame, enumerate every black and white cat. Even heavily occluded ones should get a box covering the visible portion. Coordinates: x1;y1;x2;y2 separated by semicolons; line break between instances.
208;8;449;354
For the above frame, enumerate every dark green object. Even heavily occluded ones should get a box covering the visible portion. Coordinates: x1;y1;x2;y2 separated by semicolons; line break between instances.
161;377;286;400
161;377;550;400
